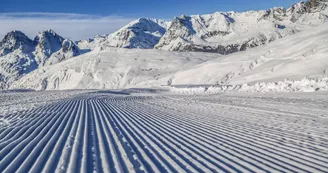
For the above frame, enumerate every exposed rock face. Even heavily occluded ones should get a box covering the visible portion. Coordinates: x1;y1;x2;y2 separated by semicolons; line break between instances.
46;39;81;65
304;0;328;12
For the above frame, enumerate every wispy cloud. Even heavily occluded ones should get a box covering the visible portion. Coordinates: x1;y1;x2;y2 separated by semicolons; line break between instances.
0;12;135;41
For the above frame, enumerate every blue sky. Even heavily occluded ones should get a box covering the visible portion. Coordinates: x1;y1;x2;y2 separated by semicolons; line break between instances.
2;0;299;18
0;0;300;40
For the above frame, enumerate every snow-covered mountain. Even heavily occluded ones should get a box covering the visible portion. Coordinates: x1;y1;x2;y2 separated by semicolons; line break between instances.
33;29;82;66
0;30;34;57
77;0;328;54
0;30;81;88
11;22;328;90
0;31;37;89
155;0;328;54
2;0;328;90
77;18;170;50
146;22;328;87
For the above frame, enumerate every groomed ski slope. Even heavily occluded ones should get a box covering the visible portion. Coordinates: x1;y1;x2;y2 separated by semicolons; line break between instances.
1;91;328;173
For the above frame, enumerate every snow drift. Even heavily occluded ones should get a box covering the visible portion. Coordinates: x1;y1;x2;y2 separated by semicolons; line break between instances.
167;77;328;94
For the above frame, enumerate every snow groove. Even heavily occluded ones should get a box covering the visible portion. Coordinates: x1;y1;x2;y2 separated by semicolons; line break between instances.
1;93;327;173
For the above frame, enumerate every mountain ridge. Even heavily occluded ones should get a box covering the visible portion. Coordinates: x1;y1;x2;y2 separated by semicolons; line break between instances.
154;0;328;53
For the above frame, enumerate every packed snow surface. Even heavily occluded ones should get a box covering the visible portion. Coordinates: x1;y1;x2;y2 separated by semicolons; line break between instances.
0;90;328;172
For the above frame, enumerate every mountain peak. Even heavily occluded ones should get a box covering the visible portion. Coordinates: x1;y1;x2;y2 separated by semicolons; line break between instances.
1;30;31;44
155;0;328;53
288;0;328;13
36;29;62;40
101;17;169;49
32;29;78;65
0;30;33;56
3;30;26;38
34;29;64;56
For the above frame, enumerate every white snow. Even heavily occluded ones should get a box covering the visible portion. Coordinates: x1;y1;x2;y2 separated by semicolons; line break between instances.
166;77;328;94
0;30;81;89
1;1;328;172
77;18;170;50
155;2;328;52
2;1;328;92
10;48;218;90
147;23;328;87
10;23;328;92
0;90;327;172
0;90;90;115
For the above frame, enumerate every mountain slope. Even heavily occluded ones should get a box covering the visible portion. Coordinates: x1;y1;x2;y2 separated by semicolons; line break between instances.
155;0;328;54
76;1;328;54
10;48;218;90
11;23;328;90
144;23;328;87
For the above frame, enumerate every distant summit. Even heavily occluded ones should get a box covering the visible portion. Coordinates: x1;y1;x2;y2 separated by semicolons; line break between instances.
74;0;328;55
0;30;81;88
155;0;328;54
0;30;34;56
78;18;170;50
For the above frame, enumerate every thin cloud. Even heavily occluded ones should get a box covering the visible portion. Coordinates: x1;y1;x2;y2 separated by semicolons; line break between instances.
0;12;135;41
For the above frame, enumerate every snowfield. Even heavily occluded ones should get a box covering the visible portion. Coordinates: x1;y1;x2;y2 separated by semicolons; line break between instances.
10;48;219;90
1;90;328;173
